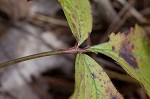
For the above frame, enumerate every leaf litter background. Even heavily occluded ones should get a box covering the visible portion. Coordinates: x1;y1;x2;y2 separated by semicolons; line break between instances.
0;0;150;99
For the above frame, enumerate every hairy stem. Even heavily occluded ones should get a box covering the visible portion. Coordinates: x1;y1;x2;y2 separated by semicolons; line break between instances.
0;47;89;68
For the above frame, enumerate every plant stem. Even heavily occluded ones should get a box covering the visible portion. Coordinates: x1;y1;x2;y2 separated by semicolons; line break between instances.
0;47;89;68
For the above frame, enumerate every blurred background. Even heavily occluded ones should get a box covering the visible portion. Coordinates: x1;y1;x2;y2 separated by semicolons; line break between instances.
0;0;149;99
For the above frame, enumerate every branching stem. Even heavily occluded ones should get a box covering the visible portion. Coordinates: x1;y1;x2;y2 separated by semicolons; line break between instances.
0;46;89;68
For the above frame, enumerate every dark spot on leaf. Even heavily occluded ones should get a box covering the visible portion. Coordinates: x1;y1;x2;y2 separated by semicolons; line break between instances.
119;42;138;69
91;73;96;79
75;5;79;9
97;93;101;96
79;34;81;38
80;74;83;79
72;22;76;29
111;95;118;99
123;31;129;36
123;28;133;36
112;46;115;51
89;64;94;67
106;87;110;93
119;52;138;69
72;13;76;20
131;44;135;49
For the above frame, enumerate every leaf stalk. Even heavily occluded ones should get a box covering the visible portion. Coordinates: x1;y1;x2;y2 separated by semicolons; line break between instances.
0;46;89;68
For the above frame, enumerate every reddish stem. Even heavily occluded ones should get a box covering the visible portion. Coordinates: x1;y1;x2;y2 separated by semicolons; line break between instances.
0;46;90;68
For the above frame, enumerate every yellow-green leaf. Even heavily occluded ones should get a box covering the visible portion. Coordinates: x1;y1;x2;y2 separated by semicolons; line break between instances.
89;25;150;96
58;0;92;45
71;54;122;99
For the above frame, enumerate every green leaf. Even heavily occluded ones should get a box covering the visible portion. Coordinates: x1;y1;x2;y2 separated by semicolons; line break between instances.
89;25;150;96
71;54;122;99
58;0;92;45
